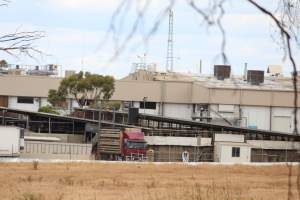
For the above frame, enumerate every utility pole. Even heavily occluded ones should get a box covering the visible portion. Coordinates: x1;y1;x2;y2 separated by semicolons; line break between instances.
166;10;174;72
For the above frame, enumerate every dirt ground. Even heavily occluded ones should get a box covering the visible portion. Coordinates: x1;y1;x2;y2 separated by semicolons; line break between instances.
0;162;299;200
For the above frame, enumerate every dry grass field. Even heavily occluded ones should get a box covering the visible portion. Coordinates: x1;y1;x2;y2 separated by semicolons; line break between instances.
0;162;299;200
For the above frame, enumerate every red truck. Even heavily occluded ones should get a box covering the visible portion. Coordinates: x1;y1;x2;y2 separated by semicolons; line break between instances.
94;128;147;161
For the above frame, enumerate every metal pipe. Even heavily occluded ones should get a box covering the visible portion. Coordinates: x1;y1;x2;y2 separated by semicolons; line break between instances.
48;117;51;134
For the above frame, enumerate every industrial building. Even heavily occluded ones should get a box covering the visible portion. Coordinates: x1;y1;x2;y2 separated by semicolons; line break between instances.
1;63;300;163
0;64;299;134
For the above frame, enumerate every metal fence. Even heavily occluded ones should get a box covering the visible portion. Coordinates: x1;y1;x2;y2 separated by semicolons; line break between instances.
24;141;92;155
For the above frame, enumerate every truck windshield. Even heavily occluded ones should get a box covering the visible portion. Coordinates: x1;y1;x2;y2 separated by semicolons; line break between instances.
126;141;146;149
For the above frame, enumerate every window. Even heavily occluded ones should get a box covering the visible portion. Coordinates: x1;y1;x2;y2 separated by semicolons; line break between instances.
125;141;147;149
139;102;156;110
232;147;240;157
17;97;34;104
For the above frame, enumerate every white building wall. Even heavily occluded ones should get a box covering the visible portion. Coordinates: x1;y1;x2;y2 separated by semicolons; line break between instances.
0;126;21;156
164;103;192;120
8;96;40;112
214;142;251;163
219;145;251;163
271;107;293;133
240;106;270;130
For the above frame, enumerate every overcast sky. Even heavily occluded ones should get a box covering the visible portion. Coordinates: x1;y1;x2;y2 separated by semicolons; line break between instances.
0;0;299;78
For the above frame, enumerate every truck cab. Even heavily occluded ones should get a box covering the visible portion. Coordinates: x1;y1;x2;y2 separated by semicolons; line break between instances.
122;131;147;161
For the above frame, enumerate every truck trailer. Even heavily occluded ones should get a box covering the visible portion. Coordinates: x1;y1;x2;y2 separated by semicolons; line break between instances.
93;128;147;161
0;126;24;157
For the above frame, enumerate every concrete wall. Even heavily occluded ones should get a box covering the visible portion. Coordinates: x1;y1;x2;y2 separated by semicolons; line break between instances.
25;132;84;143
164;103;193;120
247;140;300;150
145;136;205;147
214;134;244;143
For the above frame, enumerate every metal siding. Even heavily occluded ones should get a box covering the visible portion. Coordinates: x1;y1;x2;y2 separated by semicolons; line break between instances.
241;106;270;130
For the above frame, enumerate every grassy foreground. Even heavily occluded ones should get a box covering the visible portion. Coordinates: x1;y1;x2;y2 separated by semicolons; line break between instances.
0;162;299;200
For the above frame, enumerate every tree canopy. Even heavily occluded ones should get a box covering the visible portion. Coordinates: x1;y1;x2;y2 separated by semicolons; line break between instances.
0;59;7;67
48;71;115;108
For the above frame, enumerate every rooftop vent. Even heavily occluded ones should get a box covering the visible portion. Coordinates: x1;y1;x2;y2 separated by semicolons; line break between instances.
247;70;264;85
267;65;282;77
214;65;231;80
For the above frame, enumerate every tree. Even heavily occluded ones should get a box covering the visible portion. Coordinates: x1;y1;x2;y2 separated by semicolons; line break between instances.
48;71;115;108
48;89;66;108
0;59;7;67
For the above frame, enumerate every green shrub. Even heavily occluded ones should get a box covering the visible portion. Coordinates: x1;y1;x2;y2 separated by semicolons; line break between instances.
38;105;59;115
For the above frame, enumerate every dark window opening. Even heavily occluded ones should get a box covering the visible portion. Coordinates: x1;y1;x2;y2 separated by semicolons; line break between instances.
140;102;156;110
232;147;240;157
78;99;94;106
17;97;34;104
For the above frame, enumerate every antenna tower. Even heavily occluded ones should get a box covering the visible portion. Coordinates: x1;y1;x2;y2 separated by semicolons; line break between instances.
166;10;174;72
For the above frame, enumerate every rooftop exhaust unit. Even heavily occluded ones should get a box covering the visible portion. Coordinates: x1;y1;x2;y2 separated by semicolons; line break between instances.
214;65;231;80
27;64;58;76
247;70;264;85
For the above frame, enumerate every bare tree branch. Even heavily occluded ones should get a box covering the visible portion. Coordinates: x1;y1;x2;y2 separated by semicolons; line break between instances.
0;2;46;59
0;0;10;7
0;31;45;58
